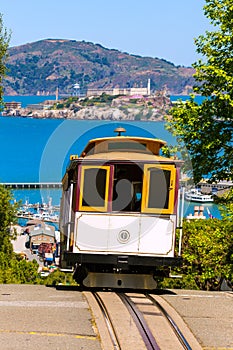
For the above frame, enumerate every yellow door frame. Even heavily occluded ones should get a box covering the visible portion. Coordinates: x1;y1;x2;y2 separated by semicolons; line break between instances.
79;165;111;212
141;164;176;214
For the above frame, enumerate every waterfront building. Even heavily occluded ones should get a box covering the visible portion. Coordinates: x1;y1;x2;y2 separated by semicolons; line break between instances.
87;79;151;97
4;101;22;109
25;222;55;253
2;101;22;116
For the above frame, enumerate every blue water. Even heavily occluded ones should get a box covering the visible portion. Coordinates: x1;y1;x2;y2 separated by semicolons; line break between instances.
171;95;206;104
3;95;57;108
0;117;175;182
0;95;221;218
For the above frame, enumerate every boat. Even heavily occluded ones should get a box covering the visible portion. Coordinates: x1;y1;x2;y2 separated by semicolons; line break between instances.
184;188;214;203
17;197;60;223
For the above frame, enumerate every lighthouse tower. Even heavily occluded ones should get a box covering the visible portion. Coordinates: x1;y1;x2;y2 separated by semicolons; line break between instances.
55;87;59;101
147;78;151;96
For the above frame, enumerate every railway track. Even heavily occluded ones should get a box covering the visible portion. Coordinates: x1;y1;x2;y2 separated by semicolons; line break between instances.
145;294;192;350
92;292;121;350
118;293;160;350
85;291;197;350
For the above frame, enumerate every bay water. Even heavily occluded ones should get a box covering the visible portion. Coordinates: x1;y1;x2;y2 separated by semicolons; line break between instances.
1;95;221;218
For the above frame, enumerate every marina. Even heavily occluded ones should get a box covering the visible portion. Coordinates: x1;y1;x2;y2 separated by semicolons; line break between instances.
17;212;59;223
17;199;60;224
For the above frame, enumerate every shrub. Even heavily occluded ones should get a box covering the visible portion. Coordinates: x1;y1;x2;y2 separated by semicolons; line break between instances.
160;218;233;290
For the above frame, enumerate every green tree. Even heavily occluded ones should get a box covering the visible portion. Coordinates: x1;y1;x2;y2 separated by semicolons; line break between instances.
0;14;11;109
160;218;233;291
163;0;233;292
43;269;78;286
0;186;19;281
181;218;233;290
166;0;233;183
0;185;19;248
0;186;40;284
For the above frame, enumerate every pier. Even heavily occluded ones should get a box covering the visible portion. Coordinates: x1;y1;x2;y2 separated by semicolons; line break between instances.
1;182;62;189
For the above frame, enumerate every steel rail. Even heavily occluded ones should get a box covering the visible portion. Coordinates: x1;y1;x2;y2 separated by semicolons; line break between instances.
92;292;122;350
146;294;192;350
118;293;160;350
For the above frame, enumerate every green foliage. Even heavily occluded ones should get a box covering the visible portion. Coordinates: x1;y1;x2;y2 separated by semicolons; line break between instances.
0;14;11;109
0;185;19;247
0;258;40;284
80;93;118;106
161;145;180;159
160;218;233;290
43;270;78;286
182;219;232;290
0;186;40;284
164;2;233;291
0;248;40;284
216;188;233;220
165;0;233;183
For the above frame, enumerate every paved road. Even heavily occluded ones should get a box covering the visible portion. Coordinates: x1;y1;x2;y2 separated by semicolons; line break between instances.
162;289;233;349
0;285;232;349
0;284;102;350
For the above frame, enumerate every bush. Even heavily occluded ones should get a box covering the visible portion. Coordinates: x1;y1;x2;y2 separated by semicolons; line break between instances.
0;254;40;284
43;270;78;286
0;186;40;284
160;218;233;290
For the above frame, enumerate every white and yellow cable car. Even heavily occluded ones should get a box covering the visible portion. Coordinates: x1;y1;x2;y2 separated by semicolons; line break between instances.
59;128;183;289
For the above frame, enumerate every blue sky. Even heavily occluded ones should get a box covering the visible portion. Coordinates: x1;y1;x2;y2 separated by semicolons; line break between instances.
1;0;210;67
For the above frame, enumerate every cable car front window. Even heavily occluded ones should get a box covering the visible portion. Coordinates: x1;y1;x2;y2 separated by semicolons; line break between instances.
79;166;110;211
112;165;143;212
82;168;106;207
148;168;170;209
142;164;176;214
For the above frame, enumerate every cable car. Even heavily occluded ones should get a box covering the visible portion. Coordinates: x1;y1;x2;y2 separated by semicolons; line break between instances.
59;128;183;289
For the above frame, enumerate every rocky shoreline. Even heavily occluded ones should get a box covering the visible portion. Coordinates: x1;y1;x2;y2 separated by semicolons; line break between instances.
8;106;167;121
2;92;172;121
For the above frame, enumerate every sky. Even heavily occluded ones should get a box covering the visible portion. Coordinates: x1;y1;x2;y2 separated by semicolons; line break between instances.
1;0;211;67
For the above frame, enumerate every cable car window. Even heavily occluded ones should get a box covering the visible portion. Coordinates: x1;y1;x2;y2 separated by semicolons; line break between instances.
82;168;106;207
79;166;110;211
112;164;143;212
148;168;170;209
142;164;176;214
108;142;148;152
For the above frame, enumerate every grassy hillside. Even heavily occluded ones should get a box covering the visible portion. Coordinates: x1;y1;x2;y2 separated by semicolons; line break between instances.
3;39;195;96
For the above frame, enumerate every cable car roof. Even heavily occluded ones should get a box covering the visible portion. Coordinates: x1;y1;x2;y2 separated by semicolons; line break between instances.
80;135;167;158
89;135;166;145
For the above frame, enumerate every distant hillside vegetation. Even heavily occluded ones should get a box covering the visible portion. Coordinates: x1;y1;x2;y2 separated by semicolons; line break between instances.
3;39;195;96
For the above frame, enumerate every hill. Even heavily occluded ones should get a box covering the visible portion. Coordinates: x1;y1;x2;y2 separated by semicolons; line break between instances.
3;39;195;96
